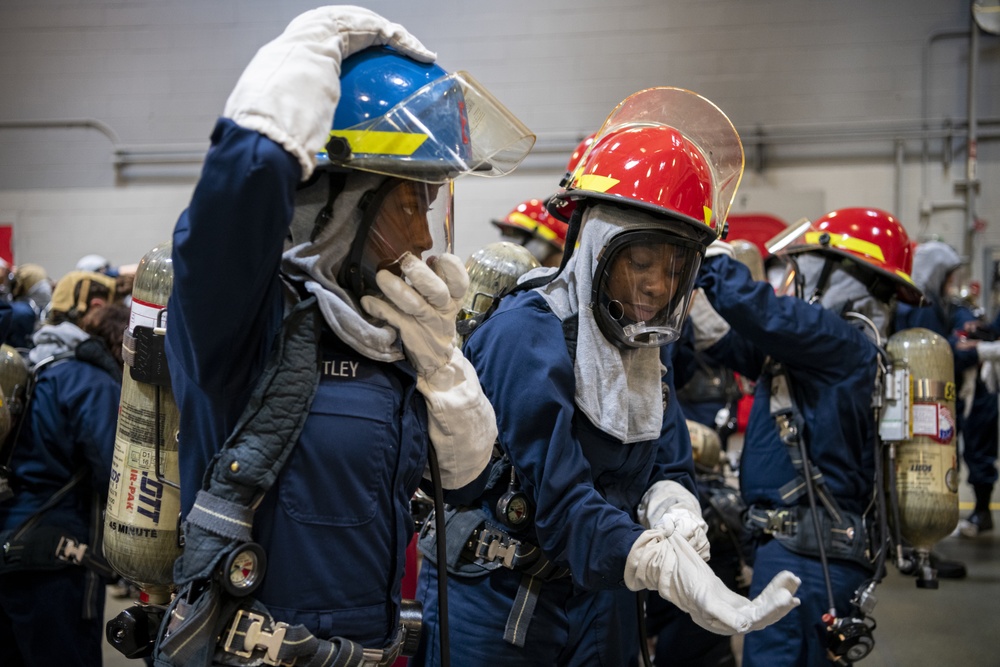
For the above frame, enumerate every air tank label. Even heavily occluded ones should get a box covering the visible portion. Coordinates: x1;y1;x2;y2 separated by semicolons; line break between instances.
129;297;167;333
911;403;955;444
897;447;955;495
107;446;180;531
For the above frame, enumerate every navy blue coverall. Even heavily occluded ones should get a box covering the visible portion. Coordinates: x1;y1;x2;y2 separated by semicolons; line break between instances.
166;118;434;648
697;255;875;667
414;289;697;666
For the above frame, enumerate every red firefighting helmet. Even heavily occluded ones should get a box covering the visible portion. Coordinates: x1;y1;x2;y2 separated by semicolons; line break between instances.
549;87;743;249
491;198;569;252
778;207;921;305
726;213;788;258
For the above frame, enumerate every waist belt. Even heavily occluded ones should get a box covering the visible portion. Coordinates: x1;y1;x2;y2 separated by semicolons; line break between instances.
219;607;410;667
1;525;114;578
464;525;570;581
465;524;570;649
420;506;571;649
745;505;873;571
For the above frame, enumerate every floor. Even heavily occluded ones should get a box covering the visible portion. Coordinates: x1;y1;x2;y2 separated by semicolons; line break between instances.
102;484;1000;667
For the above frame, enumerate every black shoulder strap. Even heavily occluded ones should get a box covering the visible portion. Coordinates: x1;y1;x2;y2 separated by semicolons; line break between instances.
8;468;88;542
766;359;845;522
562;313;579;365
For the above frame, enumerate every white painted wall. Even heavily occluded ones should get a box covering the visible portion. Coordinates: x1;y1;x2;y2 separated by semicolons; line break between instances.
0;0;997;299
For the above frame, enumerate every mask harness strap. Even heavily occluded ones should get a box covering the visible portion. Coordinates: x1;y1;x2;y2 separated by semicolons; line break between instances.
807;256;837;305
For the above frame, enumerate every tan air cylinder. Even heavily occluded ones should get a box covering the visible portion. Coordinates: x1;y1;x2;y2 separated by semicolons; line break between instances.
686;419;722;471
457;242;540;344
886;328;959;552
461;242;540;318
0;344;29;419
730;239;766;282
103;242;182;604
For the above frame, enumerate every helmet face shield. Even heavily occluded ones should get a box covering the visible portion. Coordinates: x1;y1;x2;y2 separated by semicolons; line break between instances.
768;256;803;297
346;179;454;296
325;71;535;184
592;230;703;348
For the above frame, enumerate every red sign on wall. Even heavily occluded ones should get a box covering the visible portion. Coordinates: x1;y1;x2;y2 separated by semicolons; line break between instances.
0;226;12;265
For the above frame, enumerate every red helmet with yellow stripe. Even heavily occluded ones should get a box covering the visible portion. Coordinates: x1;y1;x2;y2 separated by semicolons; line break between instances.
548;87;744;249
492;198;568;251
779;207;921;304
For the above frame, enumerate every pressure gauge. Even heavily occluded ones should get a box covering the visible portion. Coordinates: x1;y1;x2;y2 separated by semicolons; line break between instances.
221;542;267;596
496;489;532;528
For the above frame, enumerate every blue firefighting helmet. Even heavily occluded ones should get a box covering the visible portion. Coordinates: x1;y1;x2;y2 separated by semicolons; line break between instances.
319;46;535;184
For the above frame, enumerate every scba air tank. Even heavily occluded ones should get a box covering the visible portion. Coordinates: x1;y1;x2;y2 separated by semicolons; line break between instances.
104;242;182;604
879;327;959;587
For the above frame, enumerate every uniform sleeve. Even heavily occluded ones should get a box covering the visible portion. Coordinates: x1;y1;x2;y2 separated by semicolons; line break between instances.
465;300;645;590
646;345;697;495
697;255;870;378
165;119;301;512
167;118;300;397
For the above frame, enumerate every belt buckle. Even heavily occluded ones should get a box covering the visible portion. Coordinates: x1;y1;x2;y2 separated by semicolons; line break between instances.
361;626;405;666
766;509;795;535
223;609;292;666
475;527;519;568
56;535;87;564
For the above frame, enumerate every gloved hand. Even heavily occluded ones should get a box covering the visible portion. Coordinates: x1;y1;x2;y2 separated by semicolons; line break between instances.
625;528;801;636
361;252;465;377
981;359;1000;394
362;253;496;488
976;340;1000;363
704;240;735;259
638;480;710;560
223;5;435;179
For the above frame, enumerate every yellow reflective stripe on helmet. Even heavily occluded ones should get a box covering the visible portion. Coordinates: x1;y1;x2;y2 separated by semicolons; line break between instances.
508;212;558;241
805;231;885;262
328;130;428;156
575;174;620;193
895;269;916;285
703;206;713;227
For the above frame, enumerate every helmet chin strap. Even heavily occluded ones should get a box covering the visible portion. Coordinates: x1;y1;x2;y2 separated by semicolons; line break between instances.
310;172;348;243
807;256;837;305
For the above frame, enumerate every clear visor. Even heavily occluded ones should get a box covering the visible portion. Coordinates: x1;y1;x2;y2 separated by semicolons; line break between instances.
764;217;814;256
767;256;802;297
326;71;536;184
574;87;744;229
944;265;972;301
358;180;454;293
593;231;703;348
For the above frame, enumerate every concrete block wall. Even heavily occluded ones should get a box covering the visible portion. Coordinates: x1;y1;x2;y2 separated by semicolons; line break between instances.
0;0;997;296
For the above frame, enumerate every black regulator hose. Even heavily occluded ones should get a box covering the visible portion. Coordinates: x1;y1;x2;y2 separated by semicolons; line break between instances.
637;591;653;667
427;444;450;667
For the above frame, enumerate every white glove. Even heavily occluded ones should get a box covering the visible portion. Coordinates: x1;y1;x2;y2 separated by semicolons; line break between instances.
223;5;435;179
982;361;1000;394
362;253;495;488
625;528;801;636
362;253;465;377
688;288;731;352
977;340;1000;363
705;240;735;259
638;480;710;561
